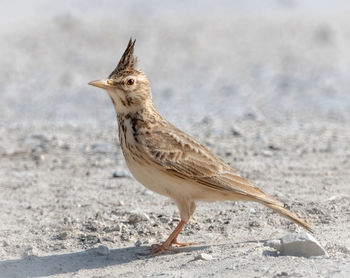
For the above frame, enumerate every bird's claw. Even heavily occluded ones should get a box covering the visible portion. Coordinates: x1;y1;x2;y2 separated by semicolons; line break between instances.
149;243;174;254
171;239;196;247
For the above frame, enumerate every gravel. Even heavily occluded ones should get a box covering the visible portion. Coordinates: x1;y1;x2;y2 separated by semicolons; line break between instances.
1;1;350;277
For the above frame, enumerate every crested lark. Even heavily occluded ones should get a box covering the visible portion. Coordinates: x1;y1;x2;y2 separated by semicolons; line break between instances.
89;38;312;254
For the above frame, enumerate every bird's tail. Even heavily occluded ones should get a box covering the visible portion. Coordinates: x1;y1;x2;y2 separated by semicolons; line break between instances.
262;202;313;233
207;171;313;232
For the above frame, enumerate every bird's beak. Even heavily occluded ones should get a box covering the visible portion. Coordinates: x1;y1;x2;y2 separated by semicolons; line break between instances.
88;79;113;90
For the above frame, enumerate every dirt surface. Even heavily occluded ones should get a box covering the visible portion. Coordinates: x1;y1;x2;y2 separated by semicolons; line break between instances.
1;1;350;277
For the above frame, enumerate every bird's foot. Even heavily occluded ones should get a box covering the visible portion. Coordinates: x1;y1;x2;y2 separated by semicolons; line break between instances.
149;243;174;255
141;240;196;256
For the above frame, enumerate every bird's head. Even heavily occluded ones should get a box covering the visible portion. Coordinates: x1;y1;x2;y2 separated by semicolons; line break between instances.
89;38;152;113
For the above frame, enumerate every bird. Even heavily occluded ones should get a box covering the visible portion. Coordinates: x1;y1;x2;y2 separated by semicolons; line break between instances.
88;38;312;254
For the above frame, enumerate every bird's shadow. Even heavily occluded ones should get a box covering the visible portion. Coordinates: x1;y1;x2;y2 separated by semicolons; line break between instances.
0;245;208;278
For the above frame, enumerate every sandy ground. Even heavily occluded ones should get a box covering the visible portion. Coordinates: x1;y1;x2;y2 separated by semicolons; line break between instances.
1;1;350;277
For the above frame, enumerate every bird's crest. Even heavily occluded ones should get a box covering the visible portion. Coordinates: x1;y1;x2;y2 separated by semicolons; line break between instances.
109;38;137;78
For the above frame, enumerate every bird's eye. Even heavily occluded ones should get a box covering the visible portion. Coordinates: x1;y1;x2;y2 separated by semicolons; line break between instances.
127;79;134;86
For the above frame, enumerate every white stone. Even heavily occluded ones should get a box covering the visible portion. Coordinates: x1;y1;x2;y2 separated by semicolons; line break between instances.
22;246;38;258
195;253;213;261
249;208;256;214
112;169;131;178
265;232;327;258
115;223;122;231
128;213;150;224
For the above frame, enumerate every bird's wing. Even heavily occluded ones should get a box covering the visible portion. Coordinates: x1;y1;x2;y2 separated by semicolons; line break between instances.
141;122;282;206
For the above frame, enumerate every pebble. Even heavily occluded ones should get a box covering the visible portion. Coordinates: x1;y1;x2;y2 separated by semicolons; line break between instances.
273;272;289;277
195;253;213;261
261;150;273;157
112;169;131;178
57;231;68;240
63;216;73;225
249;220;261;227
135;240;142;247
265;232;327;258
96;245;110;256
230;127;242;137
23;246;38;258
60;143;70;150
128;213;150;224
121;232;130;241
142;190;154;196
115;223;122;231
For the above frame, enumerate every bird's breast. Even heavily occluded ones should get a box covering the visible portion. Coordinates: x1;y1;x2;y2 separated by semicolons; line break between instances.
124;156;173;196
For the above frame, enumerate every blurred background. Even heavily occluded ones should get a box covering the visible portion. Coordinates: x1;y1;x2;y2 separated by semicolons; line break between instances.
1;0;350;129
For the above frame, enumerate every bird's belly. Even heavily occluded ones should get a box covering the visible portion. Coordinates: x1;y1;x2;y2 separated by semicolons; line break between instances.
125;158;172;197
125;157;232;202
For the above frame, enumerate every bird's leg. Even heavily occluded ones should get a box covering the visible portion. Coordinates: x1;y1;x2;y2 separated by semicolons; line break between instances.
150;200;196;254
170;200;196;247
150;220;186;254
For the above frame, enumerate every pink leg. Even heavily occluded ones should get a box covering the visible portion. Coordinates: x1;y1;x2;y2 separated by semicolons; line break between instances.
151;220;187;254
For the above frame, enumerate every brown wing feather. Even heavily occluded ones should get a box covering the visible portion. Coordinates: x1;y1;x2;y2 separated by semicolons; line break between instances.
142;122;282;206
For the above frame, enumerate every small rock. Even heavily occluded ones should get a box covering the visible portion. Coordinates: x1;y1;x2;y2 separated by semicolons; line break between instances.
230;127;242;137
249;208;256;214
63;217;72;225
142;190;154;196
23;246;38;258
158;215;169;224
128;213;150;224
96;245;110;256
84;221;98;232
112;169;131;178
261;150;273;157
121;232;130;241
117;200;124;206
273;272;289;277
268;144;281;151
195;253;213;261
57;232;68;240
135;240;142;247
32;153;45;162
249;221;261;227
265;233;327;258
115;223;122;231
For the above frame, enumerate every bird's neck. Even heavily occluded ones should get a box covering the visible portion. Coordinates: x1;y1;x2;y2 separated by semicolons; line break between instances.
116;103;162;154
117;102;162;130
